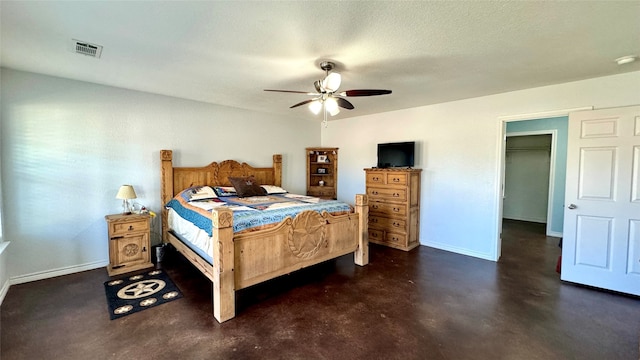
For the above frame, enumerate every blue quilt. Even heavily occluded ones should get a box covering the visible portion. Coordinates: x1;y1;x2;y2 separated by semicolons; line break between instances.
166;191;352;236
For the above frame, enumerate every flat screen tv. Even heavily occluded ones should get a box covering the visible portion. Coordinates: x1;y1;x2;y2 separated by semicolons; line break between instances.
377;141;415;168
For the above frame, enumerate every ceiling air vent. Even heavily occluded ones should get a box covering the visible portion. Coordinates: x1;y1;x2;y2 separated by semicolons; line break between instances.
71;39;103;58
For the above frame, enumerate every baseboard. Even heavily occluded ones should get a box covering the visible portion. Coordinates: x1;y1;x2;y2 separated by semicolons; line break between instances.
547;230;563;238
0;277;10;305
503;215;546;224
422;241;497;262
10;260;108;285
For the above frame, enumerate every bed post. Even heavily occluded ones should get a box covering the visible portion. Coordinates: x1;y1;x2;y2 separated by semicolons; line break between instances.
273;154;282;187
354;194;369;266
160;150;174;244
212;206;235;323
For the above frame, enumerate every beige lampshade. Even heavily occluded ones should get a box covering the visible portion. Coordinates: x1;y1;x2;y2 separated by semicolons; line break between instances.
116;185;137;200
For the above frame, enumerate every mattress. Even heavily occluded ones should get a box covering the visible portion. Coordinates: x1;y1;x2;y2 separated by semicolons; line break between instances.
166;193;354;265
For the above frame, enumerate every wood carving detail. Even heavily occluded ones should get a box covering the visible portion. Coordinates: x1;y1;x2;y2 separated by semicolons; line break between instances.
123;244;139;257
288;211;327;259
160;150;172;161
213;211;233;228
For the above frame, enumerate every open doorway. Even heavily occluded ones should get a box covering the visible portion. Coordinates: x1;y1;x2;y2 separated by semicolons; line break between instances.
495;115;570;261
503;133;553;229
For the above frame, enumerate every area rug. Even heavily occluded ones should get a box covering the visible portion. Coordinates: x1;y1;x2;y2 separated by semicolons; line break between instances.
104;269;182;320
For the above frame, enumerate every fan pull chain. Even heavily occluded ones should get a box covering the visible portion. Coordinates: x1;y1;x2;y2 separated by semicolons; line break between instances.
323;104;328;128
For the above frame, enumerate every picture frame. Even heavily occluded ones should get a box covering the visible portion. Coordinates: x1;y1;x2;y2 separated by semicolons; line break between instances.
317;155;328;163
317;168;327;174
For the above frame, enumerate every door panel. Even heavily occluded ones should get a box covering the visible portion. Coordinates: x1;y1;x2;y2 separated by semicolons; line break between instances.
563;105;640;296
629;220;640;275
632;146;640;202
578;147;616;200
575;215;612;268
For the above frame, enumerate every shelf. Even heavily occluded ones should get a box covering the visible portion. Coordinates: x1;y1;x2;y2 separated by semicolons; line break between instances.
306;147;338;199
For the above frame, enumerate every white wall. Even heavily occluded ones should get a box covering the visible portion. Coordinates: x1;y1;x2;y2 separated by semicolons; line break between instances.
503;135;551;223
0;68;320;283
324;71;640;261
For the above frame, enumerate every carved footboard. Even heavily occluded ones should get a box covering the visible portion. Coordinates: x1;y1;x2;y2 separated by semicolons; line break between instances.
212;194;368;323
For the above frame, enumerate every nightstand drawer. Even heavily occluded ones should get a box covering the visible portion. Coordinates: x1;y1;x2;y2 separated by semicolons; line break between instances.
109;219;149;237
367;187;407;202
369;202;406;217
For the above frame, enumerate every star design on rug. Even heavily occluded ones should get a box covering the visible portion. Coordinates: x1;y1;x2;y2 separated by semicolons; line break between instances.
114;305;133;314
140;298;157;307
117;279;166;300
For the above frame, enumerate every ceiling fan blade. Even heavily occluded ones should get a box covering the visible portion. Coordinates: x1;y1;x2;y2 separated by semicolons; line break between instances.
336;97;354;110
289;99;315;109
264;89;318;95
339;89;392;97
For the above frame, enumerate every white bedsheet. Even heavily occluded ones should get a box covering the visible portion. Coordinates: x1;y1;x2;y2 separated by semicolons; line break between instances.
168;208;213;257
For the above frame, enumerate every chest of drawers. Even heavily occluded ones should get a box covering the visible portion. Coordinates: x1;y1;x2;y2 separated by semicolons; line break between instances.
364;168;421;251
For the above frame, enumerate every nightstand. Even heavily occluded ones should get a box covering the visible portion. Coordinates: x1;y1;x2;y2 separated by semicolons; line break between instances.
105;213;153;276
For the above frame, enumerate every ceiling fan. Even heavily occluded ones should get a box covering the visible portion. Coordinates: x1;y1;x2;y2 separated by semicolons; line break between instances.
264;61;392;126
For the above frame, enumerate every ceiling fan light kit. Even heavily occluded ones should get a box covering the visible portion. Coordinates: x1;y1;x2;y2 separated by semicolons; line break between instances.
264;61;392;127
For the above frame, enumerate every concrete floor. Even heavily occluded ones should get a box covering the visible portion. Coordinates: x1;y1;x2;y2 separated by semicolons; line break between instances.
2;220;638;359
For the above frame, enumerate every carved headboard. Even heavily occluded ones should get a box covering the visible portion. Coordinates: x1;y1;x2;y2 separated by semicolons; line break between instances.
160;150;283;242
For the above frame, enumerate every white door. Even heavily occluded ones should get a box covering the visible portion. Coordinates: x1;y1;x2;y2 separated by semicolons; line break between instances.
562;105;640;296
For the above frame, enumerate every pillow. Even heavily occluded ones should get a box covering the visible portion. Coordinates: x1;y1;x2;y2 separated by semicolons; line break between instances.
261;185;288;194
212;186;236;197
189;186;217;201
228;176;266;197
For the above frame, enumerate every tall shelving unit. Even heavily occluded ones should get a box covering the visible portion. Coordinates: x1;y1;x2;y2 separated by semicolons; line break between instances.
306;147;338;199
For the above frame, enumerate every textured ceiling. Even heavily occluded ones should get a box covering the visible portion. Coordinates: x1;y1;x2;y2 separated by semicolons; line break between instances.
2;1;639;121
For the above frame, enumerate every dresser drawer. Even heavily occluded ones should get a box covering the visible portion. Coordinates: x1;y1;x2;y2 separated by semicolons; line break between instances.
369;202;406;217
368;229;385;243
368;230;406;247
109;219;149;237
384;232;407;246
386;173;407;186
366;172;386;185
369;215;407;232
367;187;407;202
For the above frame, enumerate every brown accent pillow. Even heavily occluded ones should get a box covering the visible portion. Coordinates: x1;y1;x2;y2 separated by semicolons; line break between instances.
228;176;266;197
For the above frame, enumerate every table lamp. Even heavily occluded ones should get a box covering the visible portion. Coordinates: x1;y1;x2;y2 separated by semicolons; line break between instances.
116;185;137;215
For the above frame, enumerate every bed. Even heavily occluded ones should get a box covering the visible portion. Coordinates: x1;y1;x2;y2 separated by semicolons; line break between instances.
160;150;369;323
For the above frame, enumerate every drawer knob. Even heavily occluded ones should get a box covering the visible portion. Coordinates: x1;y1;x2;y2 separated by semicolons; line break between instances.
393;208;400;212
392;178;400;182
372;205;379;209
372;191;378;195
393;193;399;197
128;225;134;231
393;222;401;227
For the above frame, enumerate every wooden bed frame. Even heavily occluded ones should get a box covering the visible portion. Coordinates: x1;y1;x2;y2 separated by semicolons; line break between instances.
160;150;369;323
